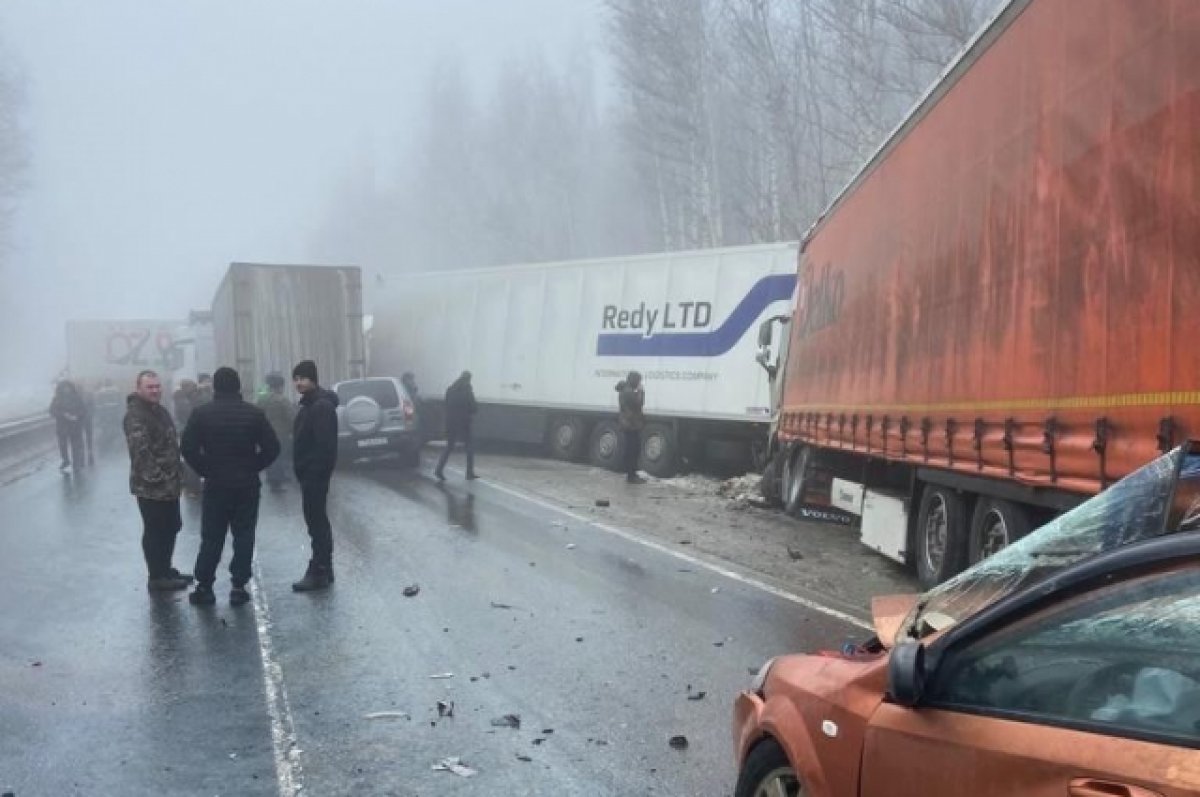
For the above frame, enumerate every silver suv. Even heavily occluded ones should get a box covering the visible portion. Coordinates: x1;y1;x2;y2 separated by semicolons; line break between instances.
333;377;421;467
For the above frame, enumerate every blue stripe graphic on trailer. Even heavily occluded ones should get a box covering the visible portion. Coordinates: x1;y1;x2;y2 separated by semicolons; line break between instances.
595;273;796;358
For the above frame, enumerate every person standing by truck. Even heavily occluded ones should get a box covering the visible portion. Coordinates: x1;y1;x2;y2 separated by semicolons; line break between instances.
290;360;340;592
49;379;86;472
617;372;646;484
123;370;192;591
258;373;295;491
180;367;280;606
435;371;478;481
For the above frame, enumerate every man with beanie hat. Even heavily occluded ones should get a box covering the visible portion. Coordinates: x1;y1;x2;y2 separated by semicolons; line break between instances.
291;359;341;591
180;366;281;606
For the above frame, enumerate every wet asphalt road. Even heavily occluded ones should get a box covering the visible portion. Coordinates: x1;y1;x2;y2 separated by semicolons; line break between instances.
0;449;864;796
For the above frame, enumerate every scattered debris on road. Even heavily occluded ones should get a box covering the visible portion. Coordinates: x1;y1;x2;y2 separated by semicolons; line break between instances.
428;673;455;680
364;711;411;721
516;754;533;763
710;587;720;594
402;584;420;597
687;688;707;701
432;757;477;778
595;499;611;507
787;546;805;561
566;543;577;550
490;714;521;729
437;700;454;718
490;601;517;610
668;735;690;750
532;738;546;745
542;728;554;734
30;661;42;668
575;636;584;642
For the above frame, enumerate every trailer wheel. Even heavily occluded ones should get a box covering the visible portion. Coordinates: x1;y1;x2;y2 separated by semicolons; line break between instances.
588;420;624;471
782;446;812;516
640;423;678;478
968;498;1032;565
915;486;970;589
548;415;588;461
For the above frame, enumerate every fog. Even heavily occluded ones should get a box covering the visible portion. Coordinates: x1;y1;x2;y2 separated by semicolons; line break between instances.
0;0;600;390
0;0;1003;406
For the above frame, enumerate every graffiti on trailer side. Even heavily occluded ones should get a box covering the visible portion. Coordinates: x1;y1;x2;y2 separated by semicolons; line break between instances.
104;327;183;370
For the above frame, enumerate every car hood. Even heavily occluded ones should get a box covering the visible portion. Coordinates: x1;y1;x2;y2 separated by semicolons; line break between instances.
901;445;1198;640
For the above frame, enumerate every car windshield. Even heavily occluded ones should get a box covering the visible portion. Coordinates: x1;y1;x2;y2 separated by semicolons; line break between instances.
902;445;1199;640
336;380;402;410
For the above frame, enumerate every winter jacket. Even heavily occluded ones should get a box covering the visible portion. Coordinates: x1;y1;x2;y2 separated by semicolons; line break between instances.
173;389;196;427
181;392;281;489
258;392;295;442
617;382;646;432
293;387;340;484
444;377;477;438
49;390;86;428
123;394;183;501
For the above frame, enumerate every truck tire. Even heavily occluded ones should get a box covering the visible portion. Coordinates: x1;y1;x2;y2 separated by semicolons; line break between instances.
588;420;624;471
969;498;1032;565
759;452;783;506
640;423;678;478
782;446;812;517
548;415;588;461
915;485;970;589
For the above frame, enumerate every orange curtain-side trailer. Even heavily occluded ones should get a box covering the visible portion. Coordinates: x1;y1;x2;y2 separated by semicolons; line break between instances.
772;0;1200;585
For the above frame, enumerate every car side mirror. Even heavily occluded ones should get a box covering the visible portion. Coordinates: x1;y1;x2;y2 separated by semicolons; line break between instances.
888;641;926;707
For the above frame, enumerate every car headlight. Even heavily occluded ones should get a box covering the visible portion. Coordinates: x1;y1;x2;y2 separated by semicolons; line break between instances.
750;658;776;695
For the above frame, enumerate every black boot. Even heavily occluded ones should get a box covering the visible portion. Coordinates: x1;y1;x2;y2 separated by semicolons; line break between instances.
169;567;195;584
147;575;189;592
292;563;332;592
188;584;216;605
229;583;251;606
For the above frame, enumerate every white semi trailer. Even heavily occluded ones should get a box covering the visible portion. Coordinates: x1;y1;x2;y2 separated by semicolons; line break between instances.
369;243;799;477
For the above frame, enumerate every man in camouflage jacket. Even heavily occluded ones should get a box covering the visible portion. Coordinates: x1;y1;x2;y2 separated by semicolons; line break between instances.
123;370;192;591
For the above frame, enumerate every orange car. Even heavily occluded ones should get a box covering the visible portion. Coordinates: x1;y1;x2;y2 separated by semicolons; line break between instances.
734;445;1200;797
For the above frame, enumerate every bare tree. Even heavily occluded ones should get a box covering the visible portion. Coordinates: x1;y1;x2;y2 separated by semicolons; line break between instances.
0;39;28;348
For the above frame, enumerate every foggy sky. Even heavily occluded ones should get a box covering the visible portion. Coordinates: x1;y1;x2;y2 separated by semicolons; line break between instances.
0;0;602;382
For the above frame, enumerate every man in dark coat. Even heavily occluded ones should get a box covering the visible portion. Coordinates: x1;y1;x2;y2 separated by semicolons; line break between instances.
123;370;193;590
435;371;478;481
181;367;280;606
290;360;340;591
50;379;86;472
617;371;646;484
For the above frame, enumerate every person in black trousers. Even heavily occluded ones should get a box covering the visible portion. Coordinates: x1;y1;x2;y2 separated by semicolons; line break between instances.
435;371;478;481
290;360;340;592
123;370;193;590
180;367;280;606
617;371;646;484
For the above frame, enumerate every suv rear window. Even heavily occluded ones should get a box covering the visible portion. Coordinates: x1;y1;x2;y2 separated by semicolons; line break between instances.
336;379;402;409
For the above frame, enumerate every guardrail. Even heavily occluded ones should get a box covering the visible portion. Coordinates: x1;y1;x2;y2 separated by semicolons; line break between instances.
0;413;51;440
0;414;55;465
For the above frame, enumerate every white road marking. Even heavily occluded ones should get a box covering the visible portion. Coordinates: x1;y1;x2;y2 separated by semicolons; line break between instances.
251;560;305;795
439;468;873;631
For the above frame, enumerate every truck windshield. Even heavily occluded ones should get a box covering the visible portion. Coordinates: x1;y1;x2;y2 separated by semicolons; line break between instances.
903;446;1190;640
337;380;402;410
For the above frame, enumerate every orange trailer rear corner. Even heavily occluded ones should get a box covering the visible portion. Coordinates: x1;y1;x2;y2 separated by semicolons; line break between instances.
762;0;1200;588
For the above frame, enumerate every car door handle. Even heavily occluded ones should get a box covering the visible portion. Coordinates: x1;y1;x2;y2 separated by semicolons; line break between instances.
1069;778;1163;797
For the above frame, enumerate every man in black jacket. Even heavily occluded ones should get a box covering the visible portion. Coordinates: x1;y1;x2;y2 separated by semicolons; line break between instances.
181;367;280;606
291;360;340;591
435;371;478;481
